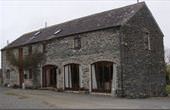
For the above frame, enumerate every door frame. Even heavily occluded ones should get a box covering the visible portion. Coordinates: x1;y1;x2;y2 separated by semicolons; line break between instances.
42;65;57;88
64;63;80;91
91;61;114;93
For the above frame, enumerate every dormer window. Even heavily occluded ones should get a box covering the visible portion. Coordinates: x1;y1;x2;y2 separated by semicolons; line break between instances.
144;32;151;50
74;37;81;49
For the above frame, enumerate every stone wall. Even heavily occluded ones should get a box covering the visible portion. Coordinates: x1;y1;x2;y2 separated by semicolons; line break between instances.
2;49;19;86
31;44;43;87
22;44;43;87
1;27;121;94
44;28;121;92
1;43;44;87
120;5;166;98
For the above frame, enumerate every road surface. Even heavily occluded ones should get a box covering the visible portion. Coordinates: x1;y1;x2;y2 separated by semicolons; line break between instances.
0;86;170;109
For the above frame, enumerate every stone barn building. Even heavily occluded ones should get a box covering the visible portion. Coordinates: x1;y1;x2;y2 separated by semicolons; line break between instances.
1;2;167;98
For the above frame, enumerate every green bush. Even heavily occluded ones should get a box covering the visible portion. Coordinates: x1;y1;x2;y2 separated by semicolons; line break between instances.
0;79;2;85
166;64;170;84
166;85;170;94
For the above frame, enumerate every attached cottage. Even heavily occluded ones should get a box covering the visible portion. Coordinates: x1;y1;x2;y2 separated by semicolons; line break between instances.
1;2;167;98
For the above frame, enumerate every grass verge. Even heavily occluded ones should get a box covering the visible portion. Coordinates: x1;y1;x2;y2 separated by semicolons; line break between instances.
5;92;29;99
5;92;18;96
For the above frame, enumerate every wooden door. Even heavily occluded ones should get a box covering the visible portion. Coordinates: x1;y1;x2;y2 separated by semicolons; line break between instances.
42;65;57;87
19;48;24;87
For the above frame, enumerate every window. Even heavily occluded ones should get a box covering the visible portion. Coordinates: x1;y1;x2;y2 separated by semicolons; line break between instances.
74;37;81;49
6;69;10;79
28;46;32;55
28;31;41;41
144;32;151;50
29;69;33;79
24;70;32;79
24;74;28;79
43;43;46;53
34;31;40;36
54;29;62;35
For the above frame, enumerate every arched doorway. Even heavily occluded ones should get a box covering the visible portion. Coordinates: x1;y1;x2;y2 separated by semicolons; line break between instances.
91;61;113;93
64;63;80;90
42;65;57;87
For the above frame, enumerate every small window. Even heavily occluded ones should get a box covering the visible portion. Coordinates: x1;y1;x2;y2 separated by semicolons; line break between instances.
29;69;33;79
28;46;32;55
24;74;28;79
6;69;10;79
144;32;151;50
74;37;81;49
43;43;46;53
24;70;32;79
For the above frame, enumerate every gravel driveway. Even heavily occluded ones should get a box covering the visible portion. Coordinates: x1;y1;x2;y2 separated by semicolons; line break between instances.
0;86;170;109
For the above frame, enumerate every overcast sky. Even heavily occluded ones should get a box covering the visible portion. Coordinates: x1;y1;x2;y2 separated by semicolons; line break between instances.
0;0;170;67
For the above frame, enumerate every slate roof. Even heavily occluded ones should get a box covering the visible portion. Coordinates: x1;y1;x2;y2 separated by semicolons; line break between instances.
2;2;145;50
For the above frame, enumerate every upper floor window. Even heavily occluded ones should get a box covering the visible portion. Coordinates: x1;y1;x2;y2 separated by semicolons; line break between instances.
144;32;151;50
24;70;32;80
29;69;33;79
24;73;28;79
28;46;32;55
6;69;10;79
74;37;81;49
43;43;46;53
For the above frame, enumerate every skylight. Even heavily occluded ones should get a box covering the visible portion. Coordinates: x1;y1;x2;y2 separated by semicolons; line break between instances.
54;29;62;35
34;31;41;36
28;31;41;42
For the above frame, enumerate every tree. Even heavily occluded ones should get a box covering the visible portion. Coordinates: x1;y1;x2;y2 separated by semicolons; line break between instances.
168;55;170;64
166;64;170;84
6;50;44;86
